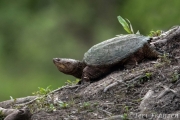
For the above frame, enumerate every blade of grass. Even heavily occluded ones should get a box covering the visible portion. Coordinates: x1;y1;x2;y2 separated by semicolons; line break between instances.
126;19;134;34
117;16;131;34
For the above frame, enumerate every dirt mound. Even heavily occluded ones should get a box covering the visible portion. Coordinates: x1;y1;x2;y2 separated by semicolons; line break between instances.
1;26;180;120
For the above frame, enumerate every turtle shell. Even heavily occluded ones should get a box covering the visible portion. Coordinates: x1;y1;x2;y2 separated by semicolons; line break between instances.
83;34;150;66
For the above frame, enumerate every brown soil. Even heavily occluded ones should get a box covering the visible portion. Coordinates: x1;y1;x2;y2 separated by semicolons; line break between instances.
1;26;180;120
31;32;180;120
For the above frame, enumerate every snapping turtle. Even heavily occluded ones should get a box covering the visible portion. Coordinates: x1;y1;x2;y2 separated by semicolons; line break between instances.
53;34;159;83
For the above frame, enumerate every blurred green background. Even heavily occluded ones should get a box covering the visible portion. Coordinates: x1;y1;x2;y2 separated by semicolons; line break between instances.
0;0;180;101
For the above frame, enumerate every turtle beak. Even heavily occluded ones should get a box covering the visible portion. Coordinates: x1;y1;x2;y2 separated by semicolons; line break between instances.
53;58;66;71
53;58;61;64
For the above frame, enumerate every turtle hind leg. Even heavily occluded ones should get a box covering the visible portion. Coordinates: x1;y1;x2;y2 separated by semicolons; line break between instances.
81;66;111;83
143;43;159;59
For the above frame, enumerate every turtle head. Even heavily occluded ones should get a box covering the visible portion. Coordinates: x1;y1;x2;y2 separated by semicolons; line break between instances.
53;58;84;78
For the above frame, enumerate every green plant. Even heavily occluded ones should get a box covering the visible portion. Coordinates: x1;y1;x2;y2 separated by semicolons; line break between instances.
0;110;5;120
145;72;152;79
33;86;52;96
159;54;171;64
65;79;80;86
148;30;162;37
171;71;180;83
82;102;91;109
58;101;69;109
30;86;54;112
139;73;152;84
121;113;129;120
93;102;99;107
9;96;17;105
120;105;130;120
117;15;139;34
0;110;4;119
49;104;56;111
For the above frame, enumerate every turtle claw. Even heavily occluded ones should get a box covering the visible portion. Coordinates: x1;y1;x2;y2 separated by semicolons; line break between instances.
78;79;90;85
81;80;90;85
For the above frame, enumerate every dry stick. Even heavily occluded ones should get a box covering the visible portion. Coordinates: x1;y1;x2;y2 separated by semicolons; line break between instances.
103;76;126;92
17;85;79;107
50;85;79;94
1;108;31;120
0;85;79;108
0;107;18;116
0;96;36;108
98;108;112;117
157;85;178;99
139;89;155;111
100;115;123;120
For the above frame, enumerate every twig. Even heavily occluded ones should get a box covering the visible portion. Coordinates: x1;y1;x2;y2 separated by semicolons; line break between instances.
100;115;123;120
98;108;112;116
0;96;37;108
157;85;178;99
0;107;31;120
103;82;118;92
103;76;124;92
50;85;79;94
16;85;79;107
0;107;17;116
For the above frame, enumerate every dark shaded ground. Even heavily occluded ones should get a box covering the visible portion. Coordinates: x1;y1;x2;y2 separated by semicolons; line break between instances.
32;28;180;120
1;26;180;120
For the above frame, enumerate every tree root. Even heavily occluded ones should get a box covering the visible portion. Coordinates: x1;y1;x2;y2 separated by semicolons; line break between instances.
0;96;36;108
0;107;31;120
0;85;80;119
157;85;179;99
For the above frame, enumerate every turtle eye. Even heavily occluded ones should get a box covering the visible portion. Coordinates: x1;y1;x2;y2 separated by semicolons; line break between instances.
56;58;61;62
53;58;61;62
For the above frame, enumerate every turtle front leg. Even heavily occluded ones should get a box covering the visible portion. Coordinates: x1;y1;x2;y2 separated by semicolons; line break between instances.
80;66;110;83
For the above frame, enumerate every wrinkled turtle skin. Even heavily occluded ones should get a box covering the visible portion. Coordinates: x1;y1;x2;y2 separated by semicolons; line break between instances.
53;34;159;83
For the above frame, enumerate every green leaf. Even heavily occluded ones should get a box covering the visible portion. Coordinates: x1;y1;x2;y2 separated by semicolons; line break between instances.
126;19;134;34
136;30;140;34
117;16;132;34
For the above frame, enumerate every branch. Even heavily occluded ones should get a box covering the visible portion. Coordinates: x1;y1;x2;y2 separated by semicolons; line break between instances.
0;107;31;120
0;96;37;108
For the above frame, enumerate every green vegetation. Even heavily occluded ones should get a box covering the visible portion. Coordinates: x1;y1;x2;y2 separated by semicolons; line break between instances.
121;105;130;120
159;53;171;64
29;86;54;112
58;101;69;109
65;79;80;86
121;113;129;120
32;86;52;96
171;71;180;83
145;72;152;79
149;30;162;37
0;111;4;120
139;72;152;84
81;102;91;109
117;16;135;34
